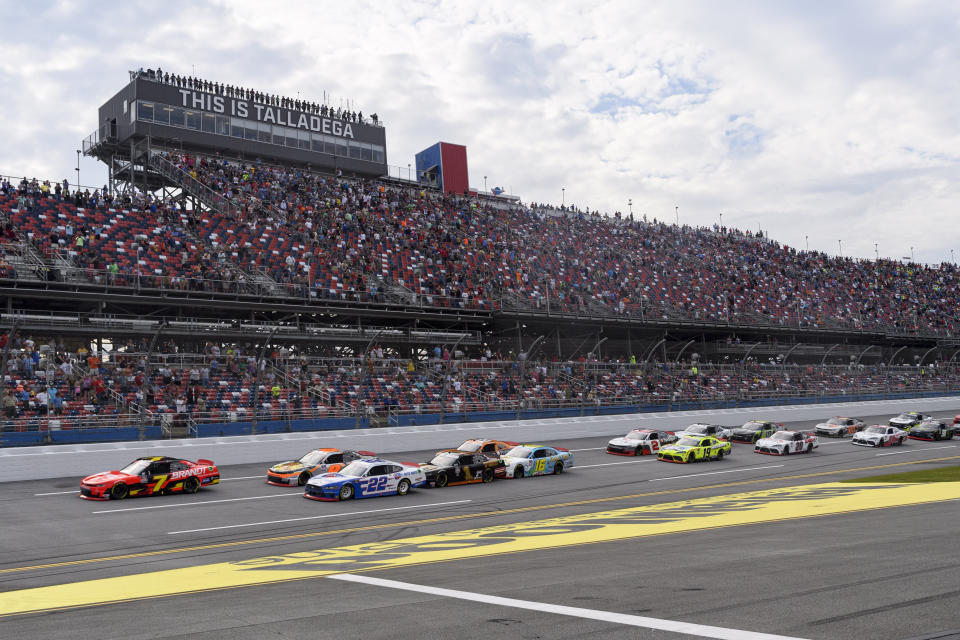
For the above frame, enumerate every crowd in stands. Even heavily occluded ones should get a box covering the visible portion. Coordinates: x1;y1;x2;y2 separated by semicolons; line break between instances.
2;333;959;432
3;155;960;337
134;67;379;126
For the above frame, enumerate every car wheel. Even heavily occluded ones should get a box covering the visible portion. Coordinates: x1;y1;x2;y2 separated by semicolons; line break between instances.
716;450;724;460
182;476;200;494
635;446;644;456
435;472;448;488
898;437;904;446
338;484;354;501
554;462;564;475
110;483;129;500
397;479;411;496
514;466;525;479
684;453;691;463
482;468;494;483
298;471;311;486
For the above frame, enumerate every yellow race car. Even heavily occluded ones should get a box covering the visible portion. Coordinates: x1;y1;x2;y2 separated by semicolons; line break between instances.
656;436;731;464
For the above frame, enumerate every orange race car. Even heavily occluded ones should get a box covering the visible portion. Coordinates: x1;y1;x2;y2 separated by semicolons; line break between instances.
266;448;375;486
80;456;219;500
453;439;517;477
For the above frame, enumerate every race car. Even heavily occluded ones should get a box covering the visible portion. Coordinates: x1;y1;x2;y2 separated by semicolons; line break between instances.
265;448;375;486
729;419;781;444
754;431;819;455
454;439;518;477
80;456;219;500
419;450;503;486
500;445;573;478
852;425;907;447
303;458;426;501
814;416;866;438
606;429;678;456
657;436;731;464
888;411;929;431
953;415;960;426
674;423;732;441
907;419;955;441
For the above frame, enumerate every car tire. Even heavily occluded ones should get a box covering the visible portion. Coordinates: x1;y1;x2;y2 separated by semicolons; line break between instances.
635;446;644;456
183;476;200;494
482;468;494;483
339;484;354;501
435;472;448;488
110;483;129;500
684;453;691;464
716;450;724;460
397;479;411;496
514;466;525;479
298;472;311;486
554;462;564;475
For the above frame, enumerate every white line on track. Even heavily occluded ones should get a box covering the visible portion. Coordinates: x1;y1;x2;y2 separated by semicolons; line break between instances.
568;447;605;452
576;459;656;469
220;475;265;481
876;444;957;457
92;492;301;513
327;574;809;640
34;489;79;496
649;464;784;482
167;499;473;535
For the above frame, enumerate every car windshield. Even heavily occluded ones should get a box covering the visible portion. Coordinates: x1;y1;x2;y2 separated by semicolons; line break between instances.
625;431;649;440
864;426;886;434
430;453;460;466
895;413;917;420
338;461;369;477
771;432;793;440
299;451;328;466
741;422;763;431
826;418;844;426
457;441;482;452
505;446;533;458
916;421;938;429
676;438;702;447
684;425;709;434
120;460;150;475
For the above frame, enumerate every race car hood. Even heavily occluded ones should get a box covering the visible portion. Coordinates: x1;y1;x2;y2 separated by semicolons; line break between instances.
269;461;306;473
660;444;695;453
853;433;882;441
889;418;915;425
608;437;640;447
306;472;358;488
82;471;135;485
731;428;759;436
910;425;938;433
755;438;785;447
418;463;448;473
815;423;843;431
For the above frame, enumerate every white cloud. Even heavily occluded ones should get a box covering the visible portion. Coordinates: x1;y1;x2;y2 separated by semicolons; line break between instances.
1;0;959;263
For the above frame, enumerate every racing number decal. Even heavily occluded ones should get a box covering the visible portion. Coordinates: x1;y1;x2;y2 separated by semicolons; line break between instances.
366;476;389;492
150;474;169;493
534;459;546;474
651;440;660;451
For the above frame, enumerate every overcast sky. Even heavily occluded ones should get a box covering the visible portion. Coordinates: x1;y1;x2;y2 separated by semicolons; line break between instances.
1;0;958;264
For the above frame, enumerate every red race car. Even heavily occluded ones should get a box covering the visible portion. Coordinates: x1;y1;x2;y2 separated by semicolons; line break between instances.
80;456;220;500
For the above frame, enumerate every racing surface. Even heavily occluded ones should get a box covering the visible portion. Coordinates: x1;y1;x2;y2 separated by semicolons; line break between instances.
2;408;960;639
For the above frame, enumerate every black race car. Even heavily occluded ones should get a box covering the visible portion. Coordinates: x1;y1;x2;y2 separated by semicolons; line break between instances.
907;419;955;441
419;450;503;487
729;419;780;444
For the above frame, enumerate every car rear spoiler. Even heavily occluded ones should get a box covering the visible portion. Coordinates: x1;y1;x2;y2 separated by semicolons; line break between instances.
358;450;376;456
197;459;215;466
504;440;519;446
554;447;570;452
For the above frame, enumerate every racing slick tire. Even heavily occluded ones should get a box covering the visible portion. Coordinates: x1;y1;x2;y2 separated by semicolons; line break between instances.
397;479;411;496
298;471;311;486
481;468;494;483
435;472;449;488
898;437;904;446
514;466;525;479
684;453;692;464
635;446;644;456
110;483;129;500
183;476;200;494
554;462;564;475
339;484;355;501
716;450;724;460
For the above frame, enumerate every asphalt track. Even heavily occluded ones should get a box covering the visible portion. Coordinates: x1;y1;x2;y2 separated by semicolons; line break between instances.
2;406;960;639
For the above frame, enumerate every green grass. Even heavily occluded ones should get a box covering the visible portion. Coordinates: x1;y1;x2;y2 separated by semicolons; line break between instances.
842;464;960;484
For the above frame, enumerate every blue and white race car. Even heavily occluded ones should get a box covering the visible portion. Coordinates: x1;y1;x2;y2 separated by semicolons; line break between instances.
303;458;426;501
499;445;573;479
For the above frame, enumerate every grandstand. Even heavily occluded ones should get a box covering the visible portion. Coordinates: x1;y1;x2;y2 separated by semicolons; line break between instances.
1;70;958;445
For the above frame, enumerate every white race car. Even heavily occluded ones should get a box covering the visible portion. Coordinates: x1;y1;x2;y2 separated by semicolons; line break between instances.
755;431;819;455
852;425;907;448
674;423;732;441
500;445;573;478
303;458;426;500
606;429;677;456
